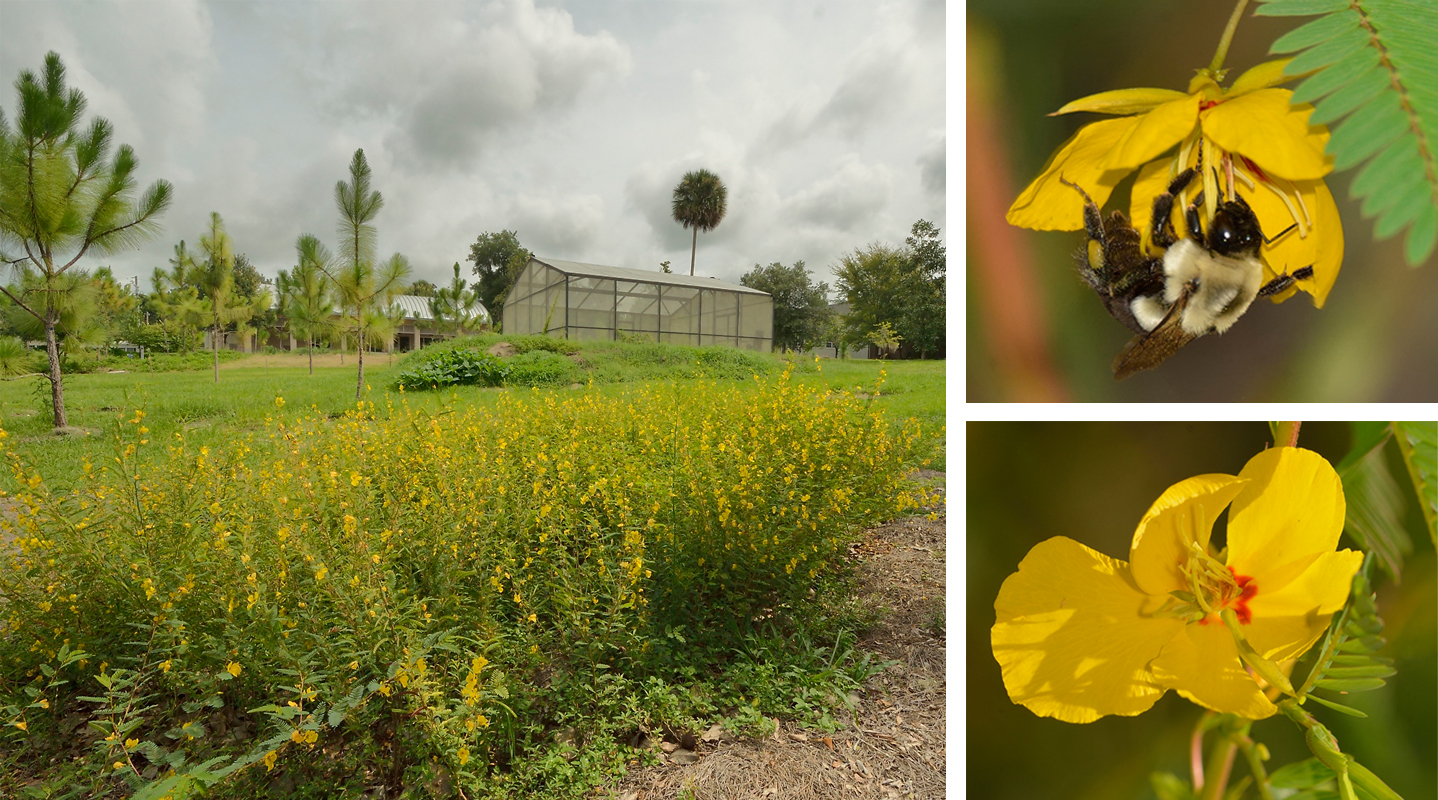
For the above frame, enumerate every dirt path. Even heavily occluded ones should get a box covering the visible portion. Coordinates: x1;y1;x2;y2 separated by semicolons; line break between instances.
616;476;946;799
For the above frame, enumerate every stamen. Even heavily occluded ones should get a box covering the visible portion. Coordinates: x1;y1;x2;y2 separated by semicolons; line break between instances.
1202;139;1218;223
1238;163;1310;240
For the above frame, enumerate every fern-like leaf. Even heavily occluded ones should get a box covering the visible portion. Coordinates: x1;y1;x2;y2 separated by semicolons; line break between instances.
1393;421;1437;545
1297;569;1392;705
1259;0;1438;265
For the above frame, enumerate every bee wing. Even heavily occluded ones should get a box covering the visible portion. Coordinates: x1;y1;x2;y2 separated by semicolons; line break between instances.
1111;285;1202;380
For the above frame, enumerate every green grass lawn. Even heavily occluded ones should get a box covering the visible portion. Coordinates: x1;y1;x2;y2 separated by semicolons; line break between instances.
0;345;945;486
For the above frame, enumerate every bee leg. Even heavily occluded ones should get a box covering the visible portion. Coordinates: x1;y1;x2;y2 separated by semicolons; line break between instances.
1185;190;1206;245
1150;168;1197;249
1257;265;1315;298
1059;175;1107;248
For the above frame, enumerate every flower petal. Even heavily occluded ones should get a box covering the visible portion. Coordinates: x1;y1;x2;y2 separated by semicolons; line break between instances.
1246;549;1364;637
1202;89;1331;181
992;536;1183;723
1151;622;1279;719
1226;448;1346;597
1129;474;1248;597
1007;117;1141;231
1258;179;1342;308
1053;87;1193;116
1226;59;1298;98
1103;95;1201;172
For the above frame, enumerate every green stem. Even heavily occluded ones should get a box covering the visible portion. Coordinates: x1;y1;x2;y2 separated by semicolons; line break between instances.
1208;0;1252;75
1199;733;1238;800
1237;734;1276;800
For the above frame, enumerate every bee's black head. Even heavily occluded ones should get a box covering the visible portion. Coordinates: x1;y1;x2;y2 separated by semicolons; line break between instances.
1207;196;1263;257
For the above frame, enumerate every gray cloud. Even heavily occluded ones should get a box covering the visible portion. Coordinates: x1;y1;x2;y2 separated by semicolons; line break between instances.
784;156;893;231
918;132;944;196
281;0;630;168
509;193;606;258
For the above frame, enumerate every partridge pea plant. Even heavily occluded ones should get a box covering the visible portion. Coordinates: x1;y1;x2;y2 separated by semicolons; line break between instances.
0;368;936;798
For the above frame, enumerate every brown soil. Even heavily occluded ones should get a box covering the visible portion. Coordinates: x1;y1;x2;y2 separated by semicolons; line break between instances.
615;475;946;800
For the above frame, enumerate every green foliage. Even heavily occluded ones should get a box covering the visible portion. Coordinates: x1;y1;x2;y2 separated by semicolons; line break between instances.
395;348;509;389
466;230;531;321
1393;421;1437;546
833;220;946;359
122;321;203;354
1337;422;1413;582
1261;0;1438;264
430;262;487;333
739;261;833;352
0;335;27;375
504;350;576;387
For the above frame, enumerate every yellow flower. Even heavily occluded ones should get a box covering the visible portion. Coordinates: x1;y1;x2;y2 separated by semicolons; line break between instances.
263;750;278;771
992;447;1362;723
457;747;470;766
1007;59;1342;308
226;661;242;678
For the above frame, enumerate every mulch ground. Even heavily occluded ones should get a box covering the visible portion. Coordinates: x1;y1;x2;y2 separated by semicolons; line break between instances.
614;474;946;800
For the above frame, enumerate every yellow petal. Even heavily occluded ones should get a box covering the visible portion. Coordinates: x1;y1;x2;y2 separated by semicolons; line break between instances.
1226;448;1346;597
1243;611;1332;664
1129;474;1248;597
1129;158;1180;253
1151;621;1278;719
1254;179;1342;308
1202;89;1331;181
992;537;1183;723
1053;87;1192;116
1007;117;1141;231
1103;95;1200;172
1225;58;1298;98
1246;549;1364;628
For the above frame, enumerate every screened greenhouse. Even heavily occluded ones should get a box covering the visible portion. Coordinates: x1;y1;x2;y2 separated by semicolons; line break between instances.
502;257;774;351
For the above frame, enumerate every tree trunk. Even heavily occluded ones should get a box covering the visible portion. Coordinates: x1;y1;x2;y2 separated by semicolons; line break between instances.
44;313;67;429
690;227;698;276
212;318;220;383
355;324;365;401
308;336;314;376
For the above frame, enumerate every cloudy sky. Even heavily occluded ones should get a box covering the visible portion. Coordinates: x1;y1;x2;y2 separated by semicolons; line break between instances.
1;0;946;296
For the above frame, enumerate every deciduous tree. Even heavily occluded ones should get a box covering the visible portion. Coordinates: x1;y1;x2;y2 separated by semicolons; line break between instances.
739;260;833;353
466;230;530;325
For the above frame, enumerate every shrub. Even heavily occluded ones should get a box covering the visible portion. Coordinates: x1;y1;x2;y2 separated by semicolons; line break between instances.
0;371;936;797
504;350;575;387
395;348;510;389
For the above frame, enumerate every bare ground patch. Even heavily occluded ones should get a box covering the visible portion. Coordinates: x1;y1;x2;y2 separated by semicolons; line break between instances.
616;477;946;800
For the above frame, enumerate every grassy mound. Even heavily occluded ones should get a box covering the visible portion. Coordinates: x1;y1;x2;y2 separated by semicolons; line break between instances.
393;334;782;390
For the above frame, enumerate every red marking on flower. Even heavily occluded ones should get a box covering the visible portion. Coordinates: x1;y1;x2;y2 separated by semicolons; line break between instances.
1230;569;1258;625
1199;100;1221;112
1197;567;1258;626
1240;155;1268;184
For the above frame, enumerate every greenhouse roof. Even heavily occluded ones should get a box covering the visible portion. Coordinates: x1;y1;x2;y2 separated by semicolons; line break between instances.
532;257;769;295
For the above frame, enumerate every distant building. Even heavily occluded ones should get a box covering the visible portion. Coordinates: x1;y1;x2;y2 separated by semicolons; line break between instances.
502;257;774;351
206;294;484;353
808;302;876;359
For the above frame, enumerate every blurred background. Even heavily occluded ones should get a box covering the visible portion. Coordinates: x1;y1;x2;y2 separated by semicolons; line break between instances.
966;0;1438;401
966;422;1437;799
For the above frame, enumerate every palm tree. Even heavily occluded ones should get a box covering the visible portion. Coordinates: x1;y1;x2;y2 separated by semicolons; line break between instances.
0;52;172;428
671;169;727;276
278;235;335;375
